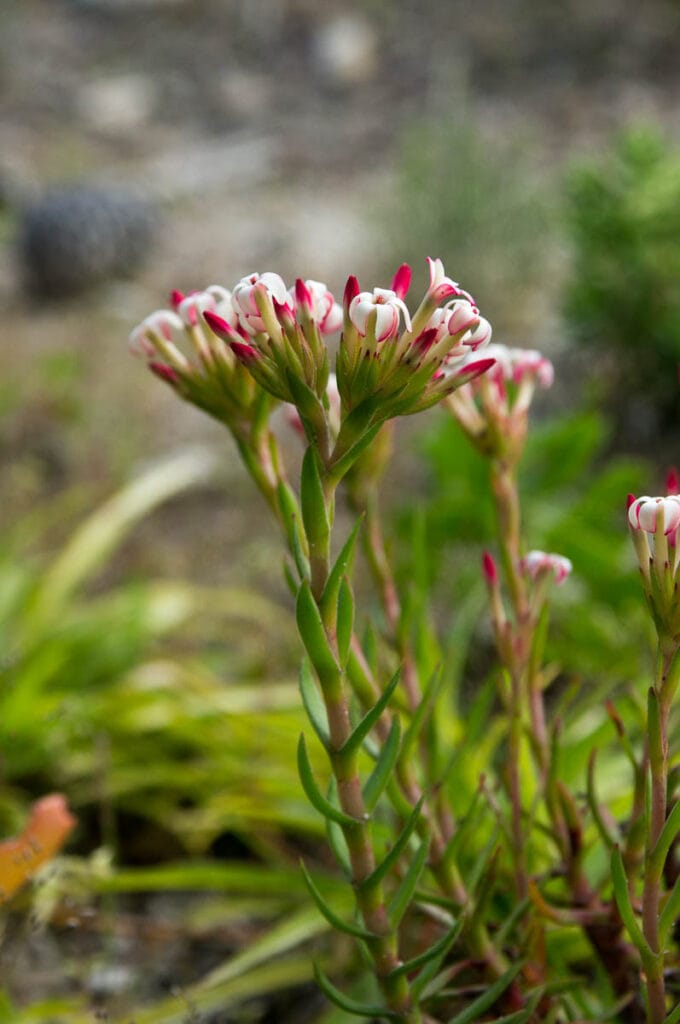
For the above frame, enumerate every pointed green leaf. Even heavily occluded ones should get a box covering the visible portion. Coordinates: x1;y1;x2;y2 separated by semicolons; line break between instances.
297;734;358;828
650;800;680;880
489;990;543;1024
329;424;384;484
339;669;401;759
665;999;680;1024
388;838;429;928
336;577;354;667
400;666;444;763
300;861;376;941
326;802;352;877
610;846;654;968
301;446;330;549
299;658;330;748
363;715;401;811
659;872;680;948
320;516;363;623
446;961;525;1024
362;798;424;891
296;580;340;686
277;481;309;579
313;964;402;1020
395;920;462;998
586;749;619;848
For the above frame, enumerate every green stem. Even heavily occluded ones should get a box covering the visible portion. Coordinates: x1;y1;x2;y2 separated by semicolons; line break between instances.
641;648;674;1024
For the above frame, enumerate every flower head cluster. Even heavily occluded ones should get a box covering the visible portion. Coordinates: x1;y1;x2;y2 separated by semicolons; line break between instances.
337;258;494;418
131;261;494;455
447;343;554;463
129;285;268;428
628;493;680;642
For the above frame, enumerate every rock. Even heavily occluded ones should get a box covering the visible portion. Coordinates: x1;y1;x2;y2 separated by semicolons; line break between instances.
311;14;379;87
18;186;158;297
77;73;157;135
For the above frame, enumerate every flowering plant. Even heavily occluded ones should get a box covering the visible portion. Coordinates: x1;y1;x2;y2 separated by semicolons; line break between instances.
132;260;679;1023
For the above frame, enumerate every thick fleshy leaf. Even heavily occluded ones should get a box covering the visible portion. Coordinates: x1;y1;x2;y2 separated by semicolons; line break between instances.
362;798;424;891
301;446;330;550
363;715;401;811
659;872;680;948
297;734;358;828
336;577;354;667
446;961;525;1024
320;517;363;623
393;920;462;998
649;799;680;881
338;670;401;759
277;481;309;579
400;667;444;763
313;964;402;1020
299;658;330;748
388;838;429;928
300;860;376;941
665;999;680;1024
326;781;352;876
296;581;340;686
610;846;654;969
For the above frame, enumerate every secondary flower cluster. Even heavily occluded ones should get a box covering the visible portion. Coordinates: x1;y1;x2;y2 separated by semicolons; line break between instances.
628;493;680;642
130;260;495;435
447;344;554;462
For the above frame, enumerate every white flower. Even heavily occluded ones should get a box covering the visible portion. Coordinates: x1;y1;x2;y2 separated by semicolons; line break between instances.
289;279;342;334
628;495;680;536
521;550;572;584
348;287;412;341
232;272;289;335
128;309;183;356
177;285;237;328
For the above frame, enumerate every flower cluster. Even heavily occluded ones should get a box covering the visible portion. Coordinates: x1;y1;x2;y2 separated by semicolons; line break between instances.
128;285;264;428
131;260;494;445
338;258;494;417
628;493;680;642
447;343;554;463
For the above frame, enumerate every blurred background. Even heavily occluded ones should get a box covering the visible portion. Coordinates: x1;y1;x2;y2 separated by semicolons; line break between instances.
1;0;680;1019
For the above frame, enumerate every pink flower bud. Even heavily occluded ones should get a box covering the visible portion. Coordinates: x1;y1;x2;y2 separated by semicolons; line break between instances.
348;288;412;342
178;285;235;327
170;289;185;309
391;263;411;299
204;309;240;342
666;468;679;495
343;274;360;308
290;279;342;334
482;551;499;585
149;361;180;385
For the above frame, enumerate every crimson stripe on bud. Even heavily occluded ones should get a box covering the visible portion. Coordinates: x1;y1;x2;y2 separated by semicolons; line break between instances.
412;327;438;354
666;467;679;495
170;289;185;309
626;493;636;511
391;263;411;299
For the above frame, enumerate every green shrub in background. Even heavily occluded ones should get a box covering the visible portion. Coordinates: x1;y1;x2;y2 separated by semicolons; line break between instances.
564;126;680;428
387;105;556;336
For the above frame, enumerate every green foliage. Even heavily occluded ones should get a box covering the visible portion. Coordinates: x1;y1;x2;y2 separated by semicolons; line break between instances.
397;407;651;684
386;104;556;332
564;126;680;415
